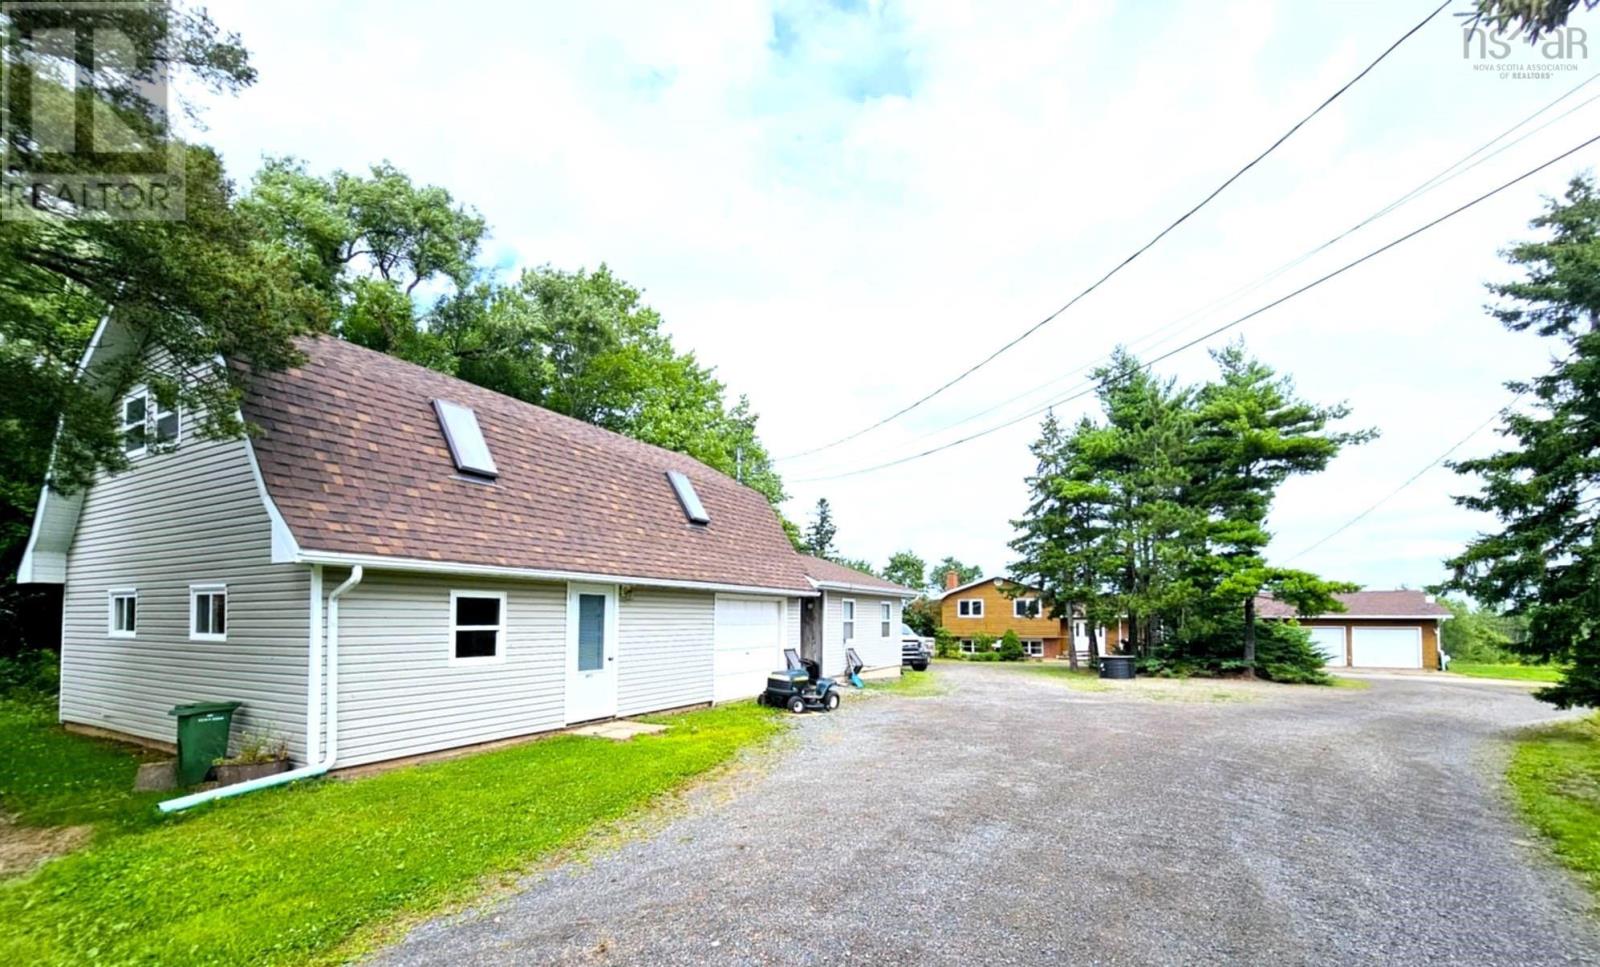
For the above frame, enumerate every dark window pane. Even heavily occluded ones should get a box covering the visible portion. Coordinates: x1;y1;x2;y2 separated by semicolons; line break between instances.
456;595;500;627
194;595;209;634
124;396;146;424
123;425;147;453
211;594;226;634
578;594;605;671
455;628;498;659
124;598;136;631
155;410;178;442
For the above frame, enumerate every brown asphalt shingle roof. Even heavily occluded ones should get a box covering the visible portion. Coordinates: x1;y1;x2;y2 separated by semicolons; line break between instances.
1255;589;1451;619
242;337;815;594
798;555;915;595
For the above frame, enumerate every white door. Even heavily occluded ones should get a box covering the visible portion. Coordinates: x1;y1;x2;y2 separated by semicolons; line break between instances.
1351;627;1423;669
566;583;618;722
714;596;785;702
1306;626;1347;667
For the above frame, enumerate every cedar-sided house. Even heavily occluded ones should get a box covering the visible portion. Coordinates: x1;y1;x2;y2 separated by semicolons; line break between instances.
20;330;913;774
935;572;1121;659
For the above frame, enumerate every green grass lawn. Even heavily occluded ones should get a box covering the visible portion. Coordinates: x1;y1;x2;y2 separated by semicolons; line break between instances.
865;667;944;697
1327;675;1372;690
0;697;781;966
1509;714;1600;899
1450;662;1565;683
0;693;170;833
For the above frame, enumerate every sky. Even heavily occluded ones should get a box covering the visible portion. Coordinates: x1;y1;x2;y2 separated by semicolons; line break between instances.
191;0;1600;592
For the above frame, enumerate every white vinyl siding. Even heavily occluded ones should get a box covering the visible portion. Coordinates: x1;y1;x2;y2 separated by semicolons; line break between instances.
618;589;714;716
59;393;311;762
786;596;803;654
823;591;901;675
333;571;566;768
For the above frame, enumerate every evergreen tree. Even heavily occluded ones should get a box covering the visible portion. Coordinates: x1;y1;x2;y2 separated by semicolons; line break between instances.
803;498;837;559
1445;176;1600;707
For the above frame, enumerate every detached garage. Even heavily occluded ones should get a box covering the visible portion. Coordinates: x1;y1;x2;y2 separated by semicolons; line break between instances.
1257;590;1452;670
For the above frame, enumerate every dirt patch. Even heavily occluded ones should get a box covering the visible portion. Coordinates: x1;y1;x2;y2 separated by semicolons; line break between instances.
0;816;91;877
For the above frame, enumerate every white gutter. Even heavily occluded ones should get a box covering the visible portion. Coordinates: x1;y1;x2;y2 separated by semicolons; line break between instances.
159;565;363;812
295;549;819;598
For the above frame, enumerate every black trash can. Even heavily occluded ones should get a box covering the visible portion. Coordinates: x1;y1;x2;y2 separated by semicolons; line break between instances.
1098;655;1136;680
169;701;241;785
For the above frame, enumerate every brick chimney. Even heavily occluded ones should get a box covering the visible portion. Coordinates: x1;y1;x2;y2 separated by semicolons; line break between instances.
944;569;960;591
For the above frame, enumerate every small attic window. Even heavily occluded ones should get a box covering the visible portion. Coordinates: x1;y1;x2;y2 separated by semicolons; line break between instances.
666;470;709;525
432;399;498;479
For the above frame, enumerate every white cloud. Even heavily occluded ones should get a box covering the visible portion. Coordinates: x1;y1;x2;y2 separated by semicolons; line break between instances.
193;0;1600;588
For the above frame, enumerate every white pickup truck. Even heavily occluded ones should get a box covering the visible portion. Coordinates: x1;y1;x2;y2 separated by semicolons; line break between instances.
900;623;932;671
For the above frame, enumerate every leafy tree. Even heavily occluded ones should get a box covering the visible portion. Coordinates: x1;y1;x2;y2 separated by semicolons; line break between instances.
903;597;939;636
1;8;322;659
1445;177;1600;707
932;556;983;589
998;630;1024;662
803;498;837;559
1440;597;1522;663
832;557;879;577
883;551;927;591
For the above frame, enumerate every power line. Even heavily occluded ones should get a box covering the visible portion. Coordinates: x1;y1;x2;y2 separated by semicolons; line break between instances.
873;71;1600;454
777;0;1453;463
791;131;1600;484
1283;400;1518;563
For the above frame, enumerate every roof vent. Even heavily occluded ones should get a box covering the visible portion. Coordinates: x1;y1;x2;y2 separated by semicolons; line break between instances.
433;399;498;479
666;470;709;525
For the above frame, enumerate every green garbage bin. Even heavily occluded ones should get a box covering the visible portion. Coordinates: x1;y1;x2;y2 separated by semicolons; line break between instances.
169;701;241;785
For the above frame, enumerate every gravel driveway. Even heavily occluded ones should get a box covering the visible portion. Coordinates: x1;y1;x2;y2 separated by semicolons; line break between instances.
377;663;1600;966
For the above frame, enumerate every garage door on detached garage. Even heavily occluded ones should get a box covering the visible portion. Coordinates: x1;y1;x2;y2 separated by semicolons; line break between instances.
1306;627;1347;667
713;596;785;702
1351;627;1423;669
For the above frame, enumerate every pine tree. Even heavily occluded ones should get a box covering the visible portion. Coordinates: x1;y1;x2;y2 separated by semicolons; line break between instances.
803;498;837;560
1445;176;1600;708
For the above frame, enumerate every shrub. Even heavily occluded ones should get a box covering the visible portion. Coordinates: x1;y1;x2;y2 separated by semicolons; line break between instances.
933;626;958;659
215;730;290;766
998;630;1024;662
0;649;59;698
1146;616;1331;683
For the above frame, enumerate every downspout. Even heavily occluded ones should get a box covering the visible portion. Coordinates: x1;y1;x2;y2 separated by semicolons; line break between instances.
159;566;363;813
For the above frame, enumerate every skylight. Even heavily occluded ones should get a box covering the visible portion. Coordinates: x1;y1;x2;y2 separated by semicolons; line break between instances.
667;470;709;525
433;399;498;479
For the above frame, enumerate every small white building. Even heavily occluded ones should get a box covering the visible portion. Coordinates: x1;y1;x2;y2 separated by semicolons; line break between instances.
21;331;913;770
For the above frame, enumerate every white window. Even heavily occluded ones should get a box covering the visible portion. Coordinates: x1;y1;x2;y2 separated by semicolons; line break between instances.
841;599;855;642
880;602;892;638
1022;639;1044;657
450;591;506;665
957;599;984;618
121;389;149;456
189;584;227;642
108;589;137;638
960;638;976;654
1014;598;1041;619
152;395;179;446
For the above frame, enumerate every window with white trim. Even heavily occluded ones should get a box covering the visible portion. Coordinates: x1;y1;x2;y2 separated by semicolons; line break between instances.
152;395;179;445
189;584;227;641
841;599;855;642
121;390;149;456
450;591;505;663
1021;639;1044;658
1013;597;1041;618
880;602;892;638
108;589;137;638
960;638;976;654
957;598;983;618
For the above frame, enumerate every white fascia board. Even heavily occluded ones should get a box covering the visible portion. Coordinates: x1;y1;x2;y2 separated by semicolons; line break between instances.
293;549;820;598
811;580;918;599
1278;614;1454;621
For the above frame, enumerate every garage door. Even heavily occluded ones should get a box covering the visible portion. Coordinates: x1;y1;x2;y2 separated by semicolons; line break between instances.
1350;627;1422;669
1306;626;1347;666
713;597;785;702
